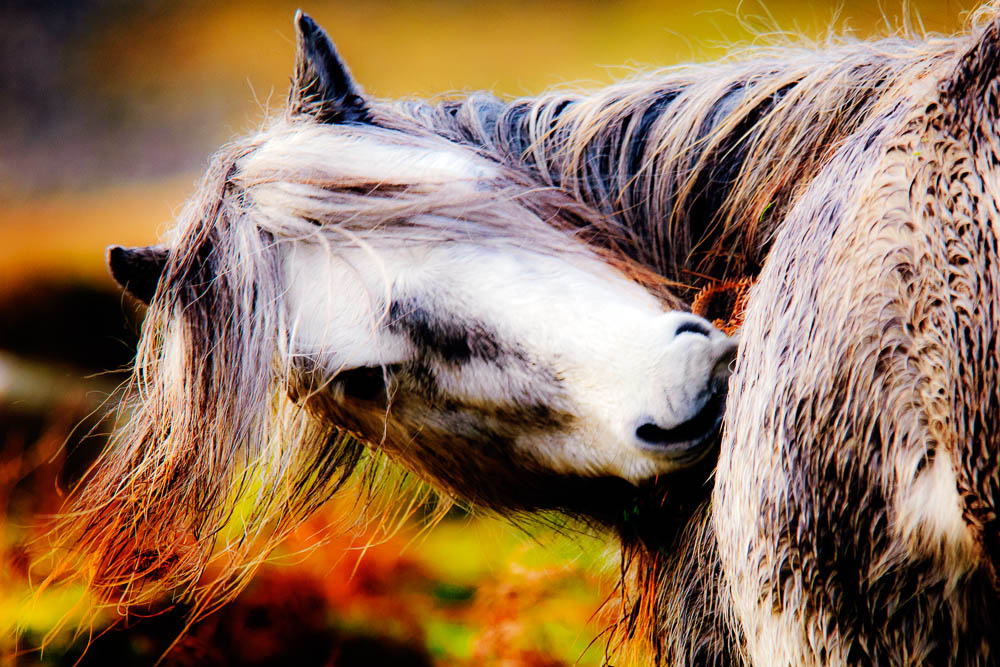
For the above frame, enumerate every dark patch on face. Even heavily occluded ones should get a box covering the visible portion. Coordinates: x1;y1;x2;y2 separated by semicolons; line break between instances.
388;298;507;364
288;297;574;492
512;402;564;430
433;397;571;436
403;359;441;400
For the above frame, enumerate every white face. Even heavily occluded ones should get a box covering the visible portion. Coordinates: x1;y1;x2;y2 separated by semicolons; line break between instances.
241;126;736;490
282;238;736;484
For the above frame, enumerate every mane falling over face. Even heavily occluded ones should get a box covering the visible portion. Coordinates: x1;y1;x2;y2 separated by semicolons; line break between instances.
65;11;736;611
57;7;1000;663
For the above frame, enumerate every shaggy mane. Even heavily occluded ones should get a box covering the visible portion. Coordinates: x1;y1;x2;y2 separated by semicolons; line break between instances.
393;32;971;297
45;7;999;662
44;118;684;629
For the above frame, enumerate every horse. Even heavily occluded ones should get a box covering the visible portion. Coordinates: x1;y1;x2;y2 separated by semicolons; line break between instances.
64;5;1000;664
394;12;1000;662
58;8;737;629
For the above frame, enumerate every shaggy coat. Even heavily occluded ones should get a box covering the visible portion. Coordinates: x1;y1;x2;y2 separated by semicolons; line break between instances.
416;13;1000;664
384;14;1000;664
715;21;1000;666
62;6;1000;666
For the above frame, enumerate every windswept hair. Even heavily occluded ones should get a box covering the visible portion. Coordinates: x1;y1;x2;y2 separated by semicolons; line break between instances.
50;138;366;618
46;119;681;621
47;10;994;659
394;32;969;295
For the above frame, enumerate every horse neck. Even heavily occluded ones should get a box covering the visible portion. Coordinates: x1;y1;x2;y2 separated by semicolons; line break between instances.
409;41;960;296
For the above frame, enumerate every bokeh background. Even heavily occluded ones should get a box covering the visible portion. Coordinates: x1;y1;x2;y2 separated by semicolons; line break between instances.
0;1;977;665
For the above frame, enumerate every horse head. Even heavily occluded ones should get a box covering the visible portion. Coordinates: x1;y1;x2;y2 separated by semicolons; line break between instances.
83;12;735;605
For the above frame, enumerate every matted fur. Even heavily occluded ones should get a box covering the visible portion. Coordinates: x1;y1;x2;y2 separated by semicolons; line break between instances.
713;10;1000;664
391;11;1000;664
51;4;1000;664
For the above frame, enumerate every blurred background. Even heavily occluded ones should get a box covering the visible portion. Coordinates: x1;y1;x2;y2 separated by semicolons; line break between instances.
0;1;977;665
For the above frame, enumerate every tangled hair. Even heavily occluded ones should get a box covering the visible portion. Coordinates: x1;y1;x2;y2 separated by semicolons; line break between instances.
395;32;969;297
46;118;683;623
50;141;364;618
47;6;999;660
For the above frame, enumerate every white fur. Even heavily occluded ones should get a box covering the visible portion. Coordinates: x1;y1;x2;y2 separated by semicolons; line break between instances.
242;124;737;483
894;448;976;566
282;235;733;483
240;127;496;187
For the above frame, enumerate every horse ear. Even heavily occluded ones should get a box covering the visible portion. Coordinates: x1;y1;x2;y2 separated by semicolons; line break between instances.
107;245;169;305
941;17;1000;123
289;10;370;124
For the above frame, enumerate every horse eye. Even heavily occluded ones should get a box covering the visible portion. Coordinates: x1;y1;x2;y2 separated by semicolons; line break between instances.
336;366;390;401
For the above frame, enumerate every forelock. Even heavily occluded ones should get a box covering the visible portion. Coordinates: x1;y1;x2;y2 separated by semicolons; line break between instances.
193;118;678;307
236;121;496;189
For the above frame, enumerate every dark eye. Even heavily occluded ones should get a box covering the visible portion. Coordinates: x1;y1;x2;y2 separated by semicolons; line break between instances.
336;366;390;401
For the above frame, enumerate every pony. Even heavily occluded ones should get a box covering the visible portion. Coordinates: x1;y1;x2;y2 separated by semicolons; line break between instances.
66;5;1000;664
60;9;736;625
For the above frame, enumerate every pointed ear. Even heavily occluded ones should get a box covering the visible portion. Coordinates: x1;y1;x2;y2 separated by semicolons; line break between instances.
107;245;169;305
289;10;370;124
942;18;1000;124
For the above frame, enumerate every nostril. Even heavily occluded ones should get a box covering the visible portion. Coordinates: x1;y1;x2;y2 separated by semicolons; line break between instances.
675;320;711;337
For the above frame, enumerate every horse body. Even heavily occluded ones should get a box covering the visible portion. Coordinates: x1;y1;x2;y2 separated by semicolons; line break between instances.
72;6;1000;665
716;29;1000;664
409;19;1000;664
